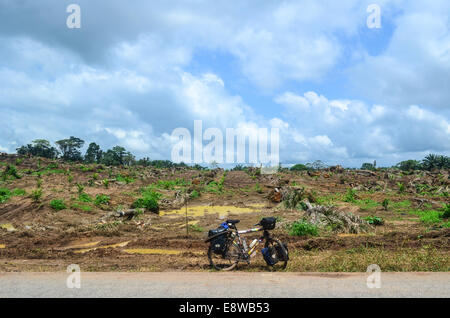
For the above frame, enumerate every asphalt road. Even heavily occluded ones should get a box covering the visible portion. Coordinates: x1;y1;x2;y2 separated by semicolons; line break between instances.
0;272;448;298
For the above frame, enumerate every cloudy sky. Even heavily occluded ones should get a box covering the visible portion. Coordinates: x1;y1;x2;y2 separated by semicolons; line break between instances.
0;0;449;167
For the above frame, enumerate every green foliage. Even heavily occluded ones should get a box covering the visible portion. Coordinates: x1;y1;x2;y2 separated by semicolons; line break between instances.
422;154;450;171
189;224;204;232
441;204;450;219
355;198;379;210
343;188;357;203
290;164;309;171
71;203;92;212
50;199;66;211
67;175;74;183
84;142;103;163
363;216;384;226
30;188;43;202
55;136;85;161
76;183;84;194
0;188;11;203
1;165;21;181
94;194;110;206
116;174;134;184
254;183;263;194
189;190;200;199
132;190;160;213
397;182;406;193
16;139;58;159
382;198;390;211
102;179;109;188
12;188;26;196
396;160;422;171
289;220;319;236
78;192;92;203
361;163;375;170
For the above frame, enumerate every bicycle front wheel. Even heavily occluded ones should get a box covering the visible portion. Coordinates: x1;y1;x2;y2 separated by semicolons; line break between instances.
264;238;288;270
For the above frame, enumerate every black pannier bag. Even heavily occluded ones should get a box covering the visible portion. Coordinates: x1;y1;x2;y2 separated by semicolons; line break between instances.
261;246;278;266
208;227;228;255
260;217;276;230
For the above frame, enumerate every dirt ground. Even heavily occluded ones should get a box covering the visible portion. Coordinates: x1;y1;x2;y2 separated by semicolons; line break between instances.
0;155;449;272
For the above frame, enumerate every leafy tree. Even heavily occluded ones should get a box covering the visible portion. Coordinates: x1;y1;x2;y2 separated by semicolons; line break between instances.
361;163;375;170
306;160;327;170
290;164;308;171
396;160;422;171
422;154;450;170
55;136;85;161
16;139;59;159
84;142;103;163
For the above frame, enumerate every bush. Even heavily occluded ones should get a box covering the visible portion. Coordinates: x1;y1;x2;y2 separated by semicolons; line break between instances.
94;194;110;206
132;190;160;213
363;216;384;226
290;164;308;171
0;188;12;203
78;193;92;203
441;204;450;219
30;188;43;202
190;190;200;199
382;198;389;211
50;199;66;211
343;188;357;203
289;220;319;236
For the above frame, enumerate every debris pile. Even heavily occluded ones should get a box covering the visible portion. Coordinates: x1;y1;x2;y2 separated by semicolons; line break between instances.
303;201;371;234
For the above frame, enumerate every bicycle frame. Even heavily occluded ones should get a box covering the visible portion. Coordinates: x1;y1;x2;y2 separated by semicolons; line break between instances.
229;226;271;261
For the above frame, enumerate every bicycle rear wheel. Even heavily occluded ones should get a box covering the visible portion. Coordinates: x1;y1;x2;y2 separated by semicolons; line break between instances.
208;238;241;271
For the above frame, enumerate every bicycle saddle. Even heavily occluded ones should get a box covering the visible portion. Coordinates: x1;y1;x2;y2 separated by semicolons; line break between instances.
226;219;240;224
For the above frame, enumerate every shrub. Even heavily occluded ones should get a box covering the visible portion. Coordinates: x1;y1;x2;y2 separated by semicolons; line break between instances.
441;204;450;219
290;164;308;171
94;194;110;206
343;188;357;203
382;198;389;211
289;220;319;236
50;199;66;211
0;188;12;203
76;183;84;194
190;190;200;199
102;179;109;188
2;165;21;180
363;216;384;226
78;193;92;203
132;189;161;213
30;188;43;202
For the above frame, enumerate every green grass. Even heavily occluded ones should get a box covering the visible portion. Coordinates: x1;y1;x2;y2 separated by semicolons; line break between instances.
363;216;384;225
355;198;379;210
71;203;93;212
0;187;27;203
391;200;412;209
50;199;66;211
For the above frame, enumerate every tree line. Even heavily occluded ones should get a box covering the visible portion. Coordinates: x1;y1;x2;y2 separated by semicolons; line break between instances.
15;137;189;168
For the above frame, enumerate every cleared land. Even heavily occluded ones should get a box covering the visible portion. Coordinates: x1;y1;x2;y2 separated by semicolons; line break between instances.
0;155;448;272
